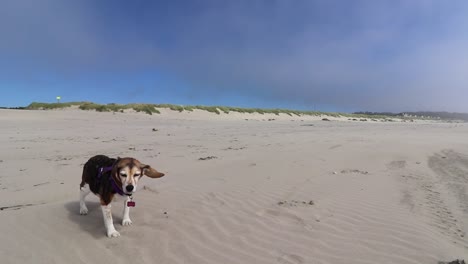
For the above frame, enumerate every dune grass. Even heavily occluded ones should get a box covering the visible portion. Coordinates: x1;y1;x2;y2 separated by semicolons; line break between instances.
27;102;160;115
25;101;404;119
27;102;83;110
127;104;160;115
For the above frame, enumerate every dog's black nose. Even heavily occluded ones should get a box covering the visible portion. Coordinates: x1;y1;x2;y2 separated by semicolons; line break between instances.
126;185;134;192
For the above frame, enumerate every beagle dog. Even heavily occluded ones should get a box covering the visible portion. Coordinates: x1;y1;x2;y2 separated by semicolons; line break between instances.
79;155;165;238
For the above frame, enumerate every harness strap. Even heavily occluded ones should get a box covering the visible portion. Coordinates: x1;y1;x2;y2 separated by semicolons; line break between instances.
97;165;129;196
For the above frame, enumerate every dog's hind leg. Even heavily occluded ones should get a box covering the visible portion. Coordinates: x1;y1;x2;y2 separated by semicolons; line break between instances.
79;184;91;215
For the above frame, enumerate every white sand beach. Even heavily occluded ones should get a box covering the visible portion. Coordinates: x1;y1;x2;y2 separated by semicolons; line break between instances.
0;108;467;264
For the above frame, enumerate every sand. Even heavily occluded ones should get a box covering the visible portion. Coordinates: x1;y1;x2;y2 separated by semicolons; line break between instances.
0;108;467;264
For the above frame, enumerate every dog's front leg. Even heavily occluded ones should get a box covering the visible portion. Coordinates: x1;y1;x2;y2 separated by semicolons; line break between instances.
101;203;120;238
122;196;133;226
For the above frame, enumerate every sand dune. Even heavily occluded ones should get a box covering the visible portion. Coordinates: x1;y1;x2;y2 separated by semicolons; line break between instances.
0;109;467;264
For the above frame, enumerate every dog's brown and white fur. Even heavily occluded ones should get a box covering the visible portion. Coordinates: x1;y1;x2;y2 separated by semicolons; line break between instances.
79;155;165;237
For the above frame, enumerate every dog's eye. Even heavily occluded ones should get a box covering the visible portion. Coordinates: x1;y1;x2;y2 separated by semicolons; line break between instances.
120;173;127;177
134;174;141;177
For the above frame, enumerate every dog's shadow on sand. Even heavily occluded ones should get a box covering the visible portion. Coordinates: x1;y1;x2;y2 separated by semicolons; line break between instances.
64;201;108;239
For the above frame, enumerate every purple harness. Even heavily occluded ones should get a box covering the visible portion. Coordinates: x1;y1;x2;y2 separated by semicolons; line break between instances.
97;165;129;196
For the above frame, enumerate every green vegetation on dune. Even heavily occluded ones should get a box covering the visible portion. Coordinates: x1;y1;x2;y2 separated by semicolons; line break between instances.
127;104;160;115
28;102;160;115
78;102;109;112
27;102;84;110
154;104;184;112
193;105;221;115
25;101;423;120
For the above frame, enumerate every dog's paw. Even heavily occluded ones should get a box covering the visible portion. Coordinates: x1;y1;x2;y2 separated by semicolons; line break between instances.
107;230;121;238
122;218;133;226
79;207;88;215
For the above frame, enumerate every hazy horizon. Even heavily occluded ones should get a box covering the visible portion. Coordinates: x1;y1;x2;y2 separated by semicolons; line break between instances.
2;1;468;113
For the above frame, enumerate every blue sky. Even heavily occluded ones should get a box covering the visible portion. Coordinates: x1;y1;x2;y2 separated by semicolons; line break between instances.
1;0;468;112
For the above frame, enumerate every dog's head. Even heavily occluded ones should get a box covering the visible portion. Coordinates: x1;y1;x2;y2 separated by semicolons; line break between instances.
111;157;165;195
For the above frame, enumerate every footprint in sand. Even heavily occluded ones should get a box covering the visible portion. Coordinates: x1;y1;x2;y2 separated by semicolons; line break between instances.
328;144;342;150
340;169;369;175
387;160;407;170
277;200;314;207
277;253;304;264
257;209;314;231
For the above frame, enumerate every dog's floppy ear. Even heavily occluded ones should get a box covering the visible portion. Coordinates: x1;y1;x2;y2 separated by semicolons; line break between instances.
141;164;165;178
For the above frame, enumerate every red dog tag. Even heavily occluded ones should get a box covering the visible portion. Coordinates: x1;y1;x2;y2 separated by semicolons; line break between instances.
127;201;136;207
